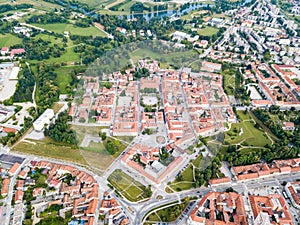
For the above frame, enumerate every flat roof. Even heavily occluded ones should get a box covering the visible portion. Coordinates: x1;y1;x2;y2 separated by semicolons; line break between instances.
9;67;20;80
0;154;24;165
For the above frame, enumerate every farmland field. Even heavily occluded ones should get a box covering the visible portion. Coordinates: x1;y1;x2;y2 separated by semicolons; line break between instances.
30;23;107;37
0;34;23;47
12;137;87;165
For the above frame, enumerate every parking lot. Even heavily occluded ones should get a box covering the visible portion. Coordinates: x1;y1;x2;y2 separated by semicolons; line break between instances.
0;69;18;101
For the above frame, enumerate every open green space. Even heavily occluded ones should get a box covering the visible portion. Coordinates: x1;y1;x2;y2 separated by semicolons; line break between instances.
32;33;63;45
248;111;280;141
169;154;203;192
27;33;82;65
130;48;198;68
74;126;127;170
224;111;272;147
108;169;152;202
112;0;136;11
28;47;80;65
77;0;108;8
145;198;190;223
12;137;87;165
31;23;107;37
81;136;127;158
222;69;235;95
198;26;219;36
97;8;131;15
54;65;86;94
80;139;126;170
0;34;23;47
0;0;61;11
114;136;135;143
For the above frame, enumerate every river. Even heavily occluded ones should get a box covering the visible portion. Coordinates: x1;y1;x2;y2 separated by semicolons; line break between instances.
53;0;213;21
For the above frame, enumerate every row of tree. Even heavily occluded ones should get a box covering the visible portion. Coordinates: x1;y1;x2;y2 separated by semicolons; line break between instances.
13;66;35;102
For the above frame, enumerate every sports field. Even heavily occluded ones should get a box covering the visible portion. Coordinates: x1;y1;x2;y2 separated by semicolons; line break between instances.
198;26;219;36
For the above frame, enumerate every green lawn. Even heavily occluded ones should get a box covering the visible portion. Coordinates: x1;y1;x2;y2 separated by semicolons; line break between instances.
77;0;103;7
170;163;195;191
112;0;135;11
170;182;194;192
146;200;189;223
114;136;135;143
12;137;87;165
97;8;131;15
130;48;198;68
222;69;235;95
29;33;81;65
80;139;126;170
54;66;86;94
108;169;151;202
192;154;204;168
224;111;272;147
249;111;280;141
31;23;107;37
198;26;219;36
0;34;23;47
28;47;80;65
33;33;63;45
0;0;61;11
74;126;127;170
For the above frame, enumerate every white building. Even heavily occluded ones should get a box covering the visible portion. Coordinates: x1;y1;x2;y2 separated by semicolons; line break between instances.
285;182;300;209
9;67;20;80
254;212;271;225
171;31;191;41
33;109;54;132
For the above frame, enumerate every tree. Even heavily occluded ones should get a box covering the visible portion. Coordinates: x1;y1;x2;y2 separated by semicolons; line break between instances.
99;132;107;141
44;111;77;145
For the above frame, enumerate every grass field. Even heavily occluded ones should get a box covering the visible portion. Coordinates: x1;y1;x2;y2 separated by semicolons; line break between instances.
31;23;107;37
222;69;235;95
74;126;127;170
198;26;219;36
224;111;272;147
52;102;64;114
0;34;23;47
145;200;189;223
114;136;135;143
12;137;87;165
76;0;106;7
28;46;80;65
108;169;151;202
97;8;131;15
32;33;63;45
130;48;198;68
28;33;81;65
0;0;61;11
55;66;86;94
169;155;203;192
111;0;135;11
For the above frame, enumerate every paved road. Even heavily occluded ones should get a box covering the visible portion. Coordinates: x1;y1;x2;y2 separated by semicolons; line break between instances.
4;158;28;225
